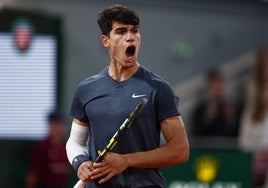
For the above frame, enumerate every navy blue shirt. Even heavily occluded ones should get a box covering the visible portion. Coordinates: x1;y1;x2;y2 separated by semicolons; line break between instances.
70;65;180;188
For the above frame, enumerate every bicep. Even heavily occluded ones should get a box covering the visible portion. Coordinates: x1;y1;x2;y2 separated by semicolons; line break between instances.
160;115;189;147
160;115;190;163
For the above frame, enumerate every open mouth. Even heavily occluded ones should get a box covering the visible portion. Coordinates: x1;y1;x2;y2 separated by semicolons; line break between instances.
126;45;136;57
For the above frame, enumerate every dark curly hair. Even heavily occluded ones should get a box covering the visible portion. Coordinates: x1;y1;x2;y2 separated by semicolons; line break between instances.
97;4;140;36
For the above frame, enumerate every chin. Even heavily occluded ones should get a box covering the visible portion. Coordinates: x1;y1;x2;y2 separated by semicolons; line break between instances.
125;59;137;65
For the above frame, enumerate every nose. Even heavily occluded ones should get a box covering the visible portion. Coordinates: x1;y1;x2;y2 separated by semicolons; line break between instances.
126;31;134;42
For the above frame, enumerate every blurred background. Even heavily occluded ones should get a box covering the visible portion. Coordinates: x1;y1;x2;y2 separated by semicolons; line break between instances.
1;0;268;187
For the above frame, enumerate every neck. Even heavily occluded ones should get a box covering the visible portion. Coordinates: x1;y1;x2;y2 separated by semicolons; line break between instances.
108;62;139;82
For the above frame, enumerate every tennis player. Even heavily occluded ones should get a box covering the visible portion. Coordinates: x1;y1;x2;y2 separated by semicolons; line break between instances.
66;4;189;188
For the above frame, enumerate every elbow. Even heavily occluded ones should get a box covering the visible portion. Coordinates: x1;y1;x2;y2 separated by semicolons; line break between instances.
173;143;190;165
181;146;190;163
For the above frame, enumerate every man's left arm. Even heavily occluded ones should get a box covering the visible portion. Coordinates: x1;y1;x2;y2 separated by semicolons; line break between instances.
90;115;189;184
127;115;189;168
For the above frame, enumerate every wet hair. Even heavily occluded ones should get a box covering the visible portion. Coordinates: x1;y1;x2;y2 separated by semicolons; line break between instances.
97;4;140;36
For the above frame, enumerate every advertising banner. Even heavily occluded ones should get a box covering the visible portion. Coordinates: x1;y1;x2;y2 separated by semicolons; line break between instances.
162;149;252;188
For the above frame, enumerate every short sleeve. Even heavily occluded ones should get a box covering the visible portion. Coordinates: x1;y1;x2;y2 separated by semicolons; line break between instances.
155;82;180;122
70;86;89;123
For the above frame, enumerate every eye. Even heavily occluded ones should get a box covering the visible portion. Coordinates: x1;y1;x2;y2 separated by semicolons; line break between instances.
115;28;127;35
132;27;139;34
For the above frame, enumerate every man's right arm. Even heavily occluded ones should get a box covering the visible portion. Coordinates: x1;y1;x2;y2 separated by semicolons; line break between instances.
66;119;93;181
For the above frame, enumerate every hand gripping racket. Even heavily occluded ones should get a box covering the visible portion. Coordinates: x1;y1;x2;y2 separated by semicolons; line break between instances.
74;97;148;188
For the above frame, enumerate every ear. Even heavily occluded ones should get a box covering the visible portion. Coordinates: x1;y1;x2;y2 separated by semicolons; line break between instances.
101;35;110;48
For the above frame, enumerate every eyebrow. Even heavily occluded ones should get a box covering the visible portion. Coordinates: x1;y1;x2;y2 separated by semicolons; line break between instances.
114;27;127;31
114;25;139;31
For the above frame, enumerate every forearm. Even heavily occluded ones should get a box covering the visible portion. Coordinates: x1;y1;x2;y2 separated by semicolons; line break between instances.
126;116;189;169
126;140;189;169
66;120;90;171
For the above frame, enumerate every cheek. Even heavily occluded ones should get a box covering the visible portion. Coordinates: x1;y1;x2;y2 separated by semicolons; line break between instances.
110;46;124;59
136;34;141;43
111;41;124;53
136;38;141;51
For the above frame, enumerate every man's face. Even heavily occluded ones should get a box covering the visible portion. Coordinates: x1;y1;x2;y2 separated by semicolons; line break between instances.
102;22;141;67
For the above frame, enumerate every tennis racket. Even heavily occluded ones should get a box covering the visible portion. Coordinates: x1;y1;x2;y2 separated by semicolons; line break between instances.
74;97;147;188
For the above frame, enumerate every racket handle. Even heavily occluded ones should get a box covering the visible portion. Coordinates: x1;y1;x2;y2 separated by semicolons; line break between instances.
73;180;86;188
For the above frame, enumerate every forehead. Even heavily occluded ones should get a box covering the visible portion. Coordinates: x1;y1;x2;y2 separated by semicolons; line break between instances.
111;21;138;30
